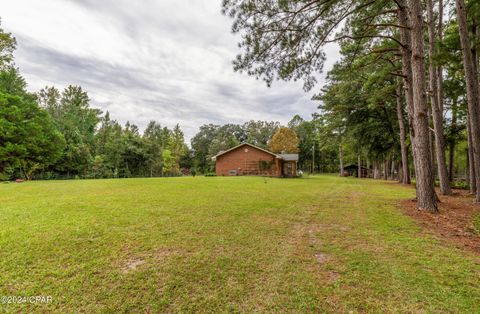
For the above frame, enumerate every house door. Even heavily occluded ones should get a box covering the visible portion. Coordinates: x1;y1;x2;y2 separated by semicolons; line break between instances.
283;162;293;176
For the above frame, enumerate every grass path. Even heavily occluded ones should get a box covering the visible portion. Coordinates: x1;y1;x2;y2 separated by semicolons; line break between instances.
0;176;479;312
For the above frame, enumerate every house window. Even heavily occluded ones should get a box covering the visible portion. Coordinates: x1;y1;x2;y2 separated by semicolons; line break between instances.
228;170;237;176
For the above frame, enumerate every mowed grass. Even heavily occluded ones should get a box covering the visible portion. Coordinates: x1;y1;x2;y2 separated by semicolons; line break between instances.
1;176;479;313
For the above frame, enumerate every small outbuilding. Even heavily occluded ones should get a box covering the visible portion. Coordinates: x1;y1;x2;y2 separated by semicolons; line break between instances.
212;143;298;177
343;164;369;178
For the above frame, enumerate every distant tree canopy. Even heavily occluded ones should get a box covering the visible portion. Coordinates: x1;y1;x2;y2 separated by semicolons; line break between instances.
268;127;299;153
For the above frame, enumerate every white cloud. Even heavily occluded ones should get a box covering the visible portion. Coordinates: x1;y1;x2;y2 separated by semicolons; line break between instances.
0;0;341;141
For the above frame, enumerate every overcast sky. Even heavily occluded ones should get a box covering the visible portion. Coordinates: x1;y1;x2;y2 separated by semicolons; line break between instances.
1;0;340;141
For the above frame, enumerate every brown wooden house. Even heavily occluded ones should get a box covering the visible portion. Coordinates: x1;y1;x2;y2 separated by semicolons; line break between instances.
212;143;298;177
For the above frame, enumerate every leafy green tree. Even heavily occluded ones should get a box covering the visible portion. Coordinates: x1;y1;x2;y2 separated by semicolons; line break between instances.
143;121;170;176
169;124;187;175
243;120;279;148
162;149;175;176
179;148;194;171
40;85;101;177
0;21;16;70
120;121;148;177
222;0;351;91
191;124;221;173
0;92;65;179
0;67;29;97
37;86;62;121
93;111;124;177
207;124;245;160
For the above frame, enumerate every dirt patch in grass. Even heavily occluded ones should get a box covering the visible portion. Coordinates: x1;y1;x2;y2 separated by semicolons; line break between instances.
119;247;187;274
400;189;480;254
155;247;185;259
121;258;146;273
315;252;330;264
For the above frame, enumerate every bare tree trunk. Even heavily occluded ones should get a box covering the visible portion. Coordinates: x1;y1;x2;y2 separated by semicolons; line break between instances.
406;0;438;211
456;0;480;202
465;151;469;184
427;0;451;195
398;1;417;187
428;107;435;174
449;101;457;182
391;158;396;180
449;142;455;181
437;0;444;115
339;143;344;176
383;159;388;180
398;164;404;183
374;160;381;179
358;155;361;178
396;84;410;184
468;117;477;194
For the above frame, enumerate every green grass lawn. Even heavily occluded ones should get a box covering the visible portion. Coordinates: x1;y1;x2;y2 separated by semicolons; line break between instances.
1;175;479;313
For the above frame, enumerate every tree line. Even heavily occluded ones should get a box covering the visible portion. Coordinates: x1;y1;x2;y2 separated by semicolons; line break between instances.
0;22;184;180
222;0;480;212
2;81;190;180
1;21;338;180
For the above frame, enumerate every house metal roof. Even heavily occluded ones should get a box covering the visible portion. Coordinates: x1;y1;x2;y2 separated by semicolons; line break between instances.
278;154;299;161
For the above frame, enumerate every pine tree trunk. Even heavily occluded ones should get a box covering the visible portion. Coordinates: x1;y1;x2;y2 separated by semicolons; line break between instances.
398;0;417;187
391;158;396;180
373;161;378;179
449;142;455;182
396;84;410;184
468;117;477;194
358;155;362;178
383;159;388;180
456;0;480;202
406;0;438;211
427;0;451;195
339;143;344;176
449;101;457;182
437;0;444;115
367;159;370;178
398;164;403;183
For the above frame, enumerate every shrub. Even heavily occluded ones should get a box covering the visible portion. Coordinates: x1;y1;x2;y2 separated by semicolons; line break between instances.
0;167;14;181
0;172;10;181
204;173;217;177
451;180;469;190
